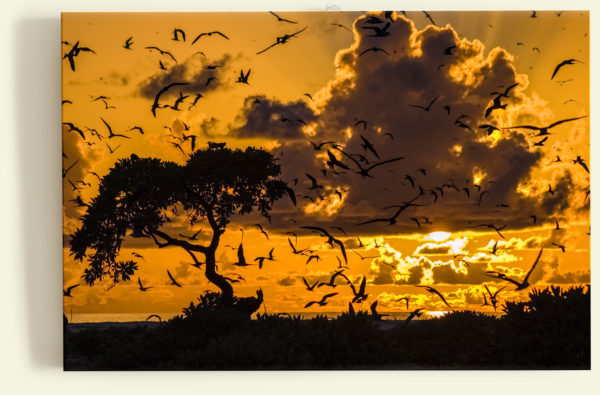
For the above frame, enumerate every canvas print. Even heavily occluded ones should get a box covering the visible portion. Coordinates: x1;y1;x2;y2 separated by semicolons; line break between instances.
62;10;590;370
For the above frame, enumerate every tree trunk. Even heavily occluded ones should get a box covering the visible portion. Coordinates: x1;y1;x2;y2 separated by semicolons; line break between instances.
204;247;234;307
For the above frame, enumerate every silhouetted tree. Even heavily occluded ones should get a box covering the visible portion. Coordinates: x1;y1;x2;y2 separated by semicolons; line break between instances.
70;144;295;311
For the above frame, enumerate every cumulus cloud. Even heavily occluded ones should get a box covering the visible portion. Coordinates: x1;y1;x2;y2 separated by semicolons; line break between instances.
277;276;297;286
231;96;317;139
224;11;587;233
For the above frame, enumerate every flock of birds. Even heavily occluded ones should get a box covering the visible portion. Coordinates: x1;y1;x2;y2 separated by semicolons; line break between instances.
63;11;589;322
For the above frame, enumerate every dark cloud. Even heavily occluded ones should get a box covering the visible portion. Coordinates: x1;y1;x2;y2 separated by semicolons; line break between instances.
137;53;233;99
231;96;317;139
225;11;585;235
277;276;297;286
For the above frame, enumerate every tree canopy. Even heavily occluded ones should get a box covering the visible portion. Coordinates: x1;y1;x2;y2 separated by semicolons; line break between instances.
70;145;295;304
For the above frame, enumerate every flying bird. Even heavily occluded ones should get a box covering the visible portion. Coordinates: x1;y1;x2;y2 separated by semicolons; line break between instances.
236;69;251;84
358;46;391;57
256;27;307;54
362;22;391;37
415;285;451;308
551;59;583;80
423;11;436;25
269;11;298;24
123;37;134;49
63;284;80;297
300;226;348;265
486;248;544;290
145;46;177;62
470;222;506;239
254;224;269;240
572;156;589;173
254;248;275;269
304;293;338;308
409;96;439;112
138;277;152;291
552;242;566;252
359;135;380;159
302;277;320;291
503;116;587;136
167;269;182;287
191;31;229;44
404;308;424;325
172;28;185;42
151;82;189;117
63;41;96;71
305;173;323;190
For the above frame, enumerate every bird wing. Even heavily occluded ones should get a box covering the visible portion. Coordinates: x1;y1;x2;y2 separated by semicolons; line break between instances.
431;288;451;308
365;157;404;172
332;238;347;264
357;218;391;226
523;248;544;283
167;270;176;283
304;301;317;308
485;273;522;287
256;41;280;55
551;61;567;80
323;292;338;302
358;276;366;295
484;284;493;298
300;226;328;237
548;115;587;129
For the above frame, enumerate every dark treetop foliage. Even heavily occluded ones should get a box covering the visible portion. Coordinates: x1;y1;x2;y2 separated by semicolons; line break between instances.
70;145;295;302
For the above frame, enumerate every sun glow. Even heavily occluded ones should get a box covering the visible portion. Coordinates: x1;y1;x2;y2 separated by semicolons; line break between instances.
427;231;452;242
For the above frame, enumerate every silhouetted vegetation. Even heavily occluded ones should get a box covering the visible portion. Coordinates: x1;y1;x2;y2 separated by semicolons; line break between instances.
64;286;590;370
70;145;295;310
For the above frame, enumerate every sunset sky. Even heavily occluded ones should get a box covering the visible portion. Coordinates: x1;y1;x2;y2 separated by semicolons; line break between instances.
62;10;590;320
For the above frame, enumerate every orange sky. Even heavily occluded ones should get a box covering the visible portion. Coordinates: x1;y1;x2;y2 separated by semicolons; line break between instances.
62;11;589;320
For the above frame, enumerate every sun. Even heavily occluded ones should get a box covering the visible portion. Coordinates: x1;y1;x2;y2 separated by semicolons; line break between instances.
427;231;452;242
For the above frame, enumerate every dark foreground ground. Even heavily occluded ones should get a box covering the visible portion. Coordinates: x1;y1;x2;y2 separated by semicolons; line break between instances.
64;286;590;370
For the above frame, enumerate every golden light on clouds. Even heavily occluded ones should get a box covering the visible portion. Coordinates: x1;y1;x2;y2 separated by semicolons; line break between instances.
62;10;589;320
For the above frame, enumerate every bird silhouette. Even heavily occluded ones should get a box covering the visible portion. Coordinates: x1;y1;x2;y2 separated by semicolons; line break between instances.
254;248;275;269
362;22;391;37
359;135;380;159
191;31;229;44
358;46;391;57
127;126;144;135
62;159;79;179
503;116;587;136
254;223;269;240
236;69;251;84
305;173;323;190
404;308;424;326
479;124;500;136
269;11;298;24
146;314;162;322
485;248;543;290
370;301;387;320
409;96;439;112
138;277;152;291
358;197;422;226
132;252;144;260
63;41;96;71
423;11;436;25
172;28;185;42
123;36;134;49
256;27;307;54
288;237;309;255
551;59;583;80
552;242;566;252
301;226;348;264
317;270;346;289
572;156;589;173
416;285;451;308
63;284;80;297
470;223;506;238
485;95;507;118
484;284;506;311
63;122;86;140
554;219;561;231
304;292;338;308
167;269;182;287
490;83;519;98
145;46;177;62
151;82;189;117
105;142;121;154
336;149;404;177
444;45;456;55
396;297;410;309
302;277;320;291
533;136;548;146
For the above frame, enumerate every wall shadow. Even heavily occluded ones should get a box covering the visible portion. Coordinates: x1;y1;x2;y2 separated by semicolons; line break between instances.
14;17;63;368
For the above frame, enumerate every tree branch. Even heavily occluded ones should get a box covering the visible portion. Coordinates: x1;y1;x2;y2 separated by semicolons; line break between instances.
150;229;209;254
